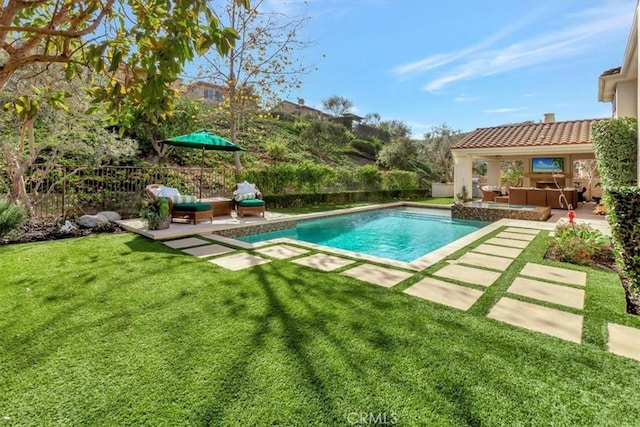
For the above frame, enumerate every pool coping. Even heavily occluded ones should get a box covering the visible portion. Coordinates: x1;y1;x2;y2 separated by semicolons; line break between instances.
118;202;451;241
203;215;556;272
121;202;561;271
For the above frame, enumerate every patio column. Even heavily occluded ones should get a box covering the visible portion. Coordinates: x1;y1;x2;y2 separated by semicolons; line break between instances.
486;160;501;186
452;152;473;200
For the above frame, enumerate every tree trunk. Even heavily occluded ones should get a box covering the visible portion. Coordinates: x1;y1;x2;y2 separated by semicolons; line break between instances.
7;117;37;216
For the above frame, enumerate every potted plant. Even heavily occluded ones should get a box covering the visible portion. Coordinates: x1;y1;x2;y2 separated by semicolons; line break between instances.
140;197;171;230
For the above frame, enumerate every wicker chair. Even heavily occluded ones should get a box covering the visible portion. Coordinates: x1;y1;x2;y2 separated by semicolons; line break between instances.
145;184;213;225
231;183;266;217
480;187;497;202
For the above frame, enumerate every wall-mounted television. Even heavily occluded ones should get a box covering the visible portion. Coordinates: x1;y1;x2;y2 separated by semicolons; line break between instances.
532;157;564;173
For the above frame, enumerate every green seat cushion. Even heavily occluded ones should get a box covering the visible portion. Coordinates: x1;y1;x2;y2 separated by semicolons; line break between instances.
238;199;265;207
173;202;212;212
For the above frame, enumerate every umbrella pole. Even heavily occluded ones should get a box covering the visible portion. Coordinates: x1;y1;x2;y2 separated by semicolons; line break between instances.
200;146;204;199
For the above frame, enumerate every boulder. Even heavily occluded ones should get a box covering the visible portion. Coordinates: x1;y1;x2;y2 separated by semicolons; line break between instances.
78;214;110;229
97;211;122;222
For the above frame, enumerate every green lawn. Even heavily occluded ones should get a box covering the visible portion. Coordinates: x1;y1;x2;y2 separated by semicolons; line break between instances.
1;231;639;426
270;197;454;214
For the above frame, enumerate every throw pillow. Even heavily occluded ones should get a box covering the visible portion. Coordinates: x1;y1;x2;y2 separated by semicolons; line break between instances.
170;195;197;204
235;192;256;202
235;181;257;195
159;186;180;198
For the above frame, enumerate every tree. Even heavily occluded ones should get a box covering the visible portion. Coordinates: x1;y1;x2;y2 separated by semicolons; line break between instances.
0;0;248;212
128;97;214;162
201;0;310;171
378;119;411;139
1;68;136;215
362;112;381;126
322;95;353;116
0;0;248;123
377;138;418;170
421;124;464;183
501;160;524;187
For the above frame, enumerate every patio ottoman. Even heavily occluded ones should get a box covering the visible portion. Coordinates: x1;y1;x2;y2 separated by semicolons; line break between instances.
237;199;266;218
172;202;213;225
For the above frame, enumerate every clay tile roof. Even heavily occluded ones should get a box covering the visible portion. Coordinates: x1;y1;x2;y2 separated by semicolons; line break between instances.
453;118;606;150
600;66;621;77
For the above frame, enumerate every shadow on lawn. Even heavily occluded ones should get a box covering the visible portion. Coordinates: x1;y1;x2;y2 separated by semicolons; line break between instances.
5;235;635;425
193;260;490;424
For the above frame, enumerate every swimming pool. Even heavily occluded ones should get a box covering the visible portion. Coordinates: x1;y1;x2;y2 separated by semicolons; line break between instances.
237;207;488;262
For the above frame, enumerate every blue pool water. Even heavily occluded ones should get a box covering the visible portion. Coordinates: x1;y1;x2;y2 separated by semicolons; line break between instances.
237;208;489;262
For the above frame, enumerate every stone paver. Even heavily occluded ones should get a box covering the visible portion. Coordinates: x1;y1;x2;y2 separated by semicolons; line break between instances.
292;253;355;272
473;244;522;259
210;253;271;271
454;252;513;271
164;237;210;249
520;263;587;287
403;277;484;310
485;237;530;249
434;264;501;287
607;323;640;361
504;227;540;235
182;244;235;258
341;264;413;288
254;244;309;259
488;297;583;343
495;231;537;242
508;277;585;309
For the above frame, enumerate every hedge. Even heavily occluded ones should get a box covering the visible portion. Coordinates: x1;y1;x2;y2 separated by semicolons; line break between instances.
592;117;638;186
604;186;640;292
263;189;431;209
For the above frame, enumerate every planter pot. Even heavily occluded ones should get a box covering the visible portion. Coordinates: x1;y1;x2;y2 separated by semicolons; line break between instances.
147;216;171;230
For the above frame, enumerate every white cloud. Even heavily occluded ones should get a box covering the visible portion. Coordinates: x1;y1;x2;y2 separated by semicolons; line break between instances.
393;2;632;92
454;96;479;103
393;9;542;78
483;107;524;114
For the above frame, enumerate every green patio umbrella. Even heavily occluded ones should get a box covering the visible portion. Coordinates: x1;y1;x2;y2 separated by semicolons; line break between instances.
160;129;246;198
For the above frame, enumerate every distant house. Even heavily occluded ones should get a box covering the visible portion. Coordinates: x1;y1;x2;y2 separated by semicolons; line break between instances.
272;98;332;120
598;1;639;182
176;80;225;104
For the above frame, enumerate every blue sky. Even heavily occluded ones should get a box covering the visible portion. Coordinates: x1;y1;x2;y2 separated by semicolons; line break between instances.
262;0;636;137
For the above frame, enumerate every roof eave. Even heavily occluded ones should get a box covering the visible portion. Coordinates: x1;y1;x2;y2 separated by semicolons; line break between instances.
452;144;595;157
598;5;638;102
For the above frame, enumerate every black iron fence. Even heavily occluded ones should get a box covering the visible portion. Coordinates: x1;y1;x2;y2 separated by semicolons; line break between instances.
3;165;236;218
1;165;430;219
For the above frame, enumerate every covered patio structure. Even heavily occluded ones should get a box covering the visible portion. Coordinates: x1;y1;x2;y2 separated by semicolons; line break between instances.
452;115;604;201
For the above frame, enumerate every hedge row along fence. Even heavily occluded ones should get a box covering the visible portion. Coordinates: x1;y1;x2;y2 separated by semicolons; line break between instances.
1;164;431;218
592;117;639;296
239;162;426;195
263;189;431;209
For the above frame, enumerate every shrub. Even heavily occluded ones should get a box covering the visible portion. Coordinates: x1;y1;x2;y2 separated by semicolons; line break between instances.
382;170;419;190
592;117;638;186
0;198;27;238
241;161;336;194
350;139;379;159
356;165;382;190
296;160;336;193
299;120;352;155
377;138;418;170
547;222;610;265
605;186;640;292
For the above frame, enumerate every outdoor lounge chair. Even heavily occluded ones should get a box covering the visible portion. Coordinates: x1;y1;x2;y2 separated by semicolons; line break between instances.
480;186;497;202
232;182;266;218
145;184;213;225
